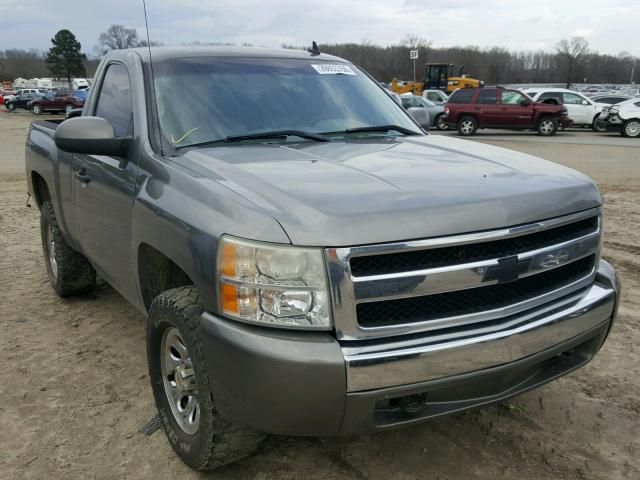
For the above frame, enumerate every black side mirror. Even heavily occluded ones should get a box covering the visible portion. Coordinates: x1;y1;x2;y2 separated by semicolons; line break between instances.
55;116;130;158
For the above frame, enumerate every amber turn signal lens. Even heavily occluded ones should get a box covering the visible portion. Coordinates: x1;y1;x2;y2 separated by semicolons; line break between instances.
221;243;237;277
221;283;239;313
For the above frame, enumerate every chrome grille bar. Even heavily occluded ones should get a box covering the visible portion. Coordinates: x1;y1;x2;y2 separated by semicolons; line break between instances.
325;207;602;341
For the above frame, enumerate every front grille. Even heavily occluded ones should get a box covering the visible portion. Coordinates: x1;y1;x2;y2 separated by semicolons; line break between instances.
350;216;598;277
357;255;595;328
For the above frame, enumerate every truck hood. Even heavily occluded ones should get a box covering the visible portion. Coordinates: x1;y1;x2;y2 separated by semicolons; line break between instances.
181;135;601;246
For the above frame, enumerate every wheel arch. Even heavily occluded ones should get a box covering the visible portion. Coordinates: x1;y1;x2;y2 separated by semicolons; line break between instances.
31;171;51;210
137;242;195;312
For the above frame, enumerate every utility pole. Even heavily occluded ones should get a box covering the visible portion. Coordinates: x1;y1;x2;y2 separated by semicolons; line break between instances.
410;49;418;94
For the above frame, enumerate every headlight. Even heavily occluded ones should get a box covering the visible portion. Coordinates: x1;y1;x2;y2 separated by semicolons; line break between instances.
216;236;331;329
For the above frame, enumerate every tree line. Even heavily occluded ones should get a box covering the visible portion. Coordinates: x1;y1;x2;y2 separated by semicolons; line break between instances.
319;36;637;87
0;26;637;87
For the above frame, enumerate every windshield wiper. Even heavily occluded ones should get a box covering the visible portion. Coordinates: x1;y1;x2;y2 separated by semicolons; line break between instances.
326;125;422;136
176;129;329;149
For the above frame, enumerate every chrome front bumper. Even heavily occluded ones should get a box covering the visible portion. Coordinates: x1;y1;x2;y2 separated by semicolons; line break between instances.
342;260;619;392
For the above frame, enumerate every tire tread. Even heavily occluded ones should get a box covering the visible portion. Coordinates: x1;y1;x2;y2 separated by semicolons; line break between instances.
149;287;265;470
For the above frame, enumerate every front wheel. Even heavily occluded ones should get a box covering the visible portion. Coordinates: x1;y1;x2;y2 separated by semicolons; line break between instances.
537;117;558;136
457;116;477;136
65;104;74;114
7;102;15;111
622;119;640;138
148;287;265;470
435;114;449;130
592;116;606;132
31;104;42;115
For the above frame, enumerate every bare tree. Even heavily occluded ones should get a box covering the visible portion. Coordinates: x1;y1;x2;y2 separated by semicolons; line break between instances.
555;37;590;88
97;25;140;55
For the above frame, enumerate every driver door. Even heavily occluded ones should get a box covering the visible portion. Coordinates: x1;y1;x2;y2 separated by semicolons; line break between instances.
497;90;534;127
72;62;139;294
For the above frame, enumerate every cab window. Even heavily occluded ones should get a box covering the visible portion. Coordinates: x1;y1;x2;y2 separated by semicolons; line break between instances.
476;89;497;104
94;63;133;137
448;89;474;104
562;93;587;105
500;91;527;105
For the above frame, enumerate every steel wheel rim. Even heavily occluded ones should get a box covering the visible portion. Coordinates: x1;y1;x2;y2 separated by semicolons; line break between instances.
461;120;474;134
47;223;58;277
161;327;200;435
540;120;554;134
625;121;640;137
65;104;73;113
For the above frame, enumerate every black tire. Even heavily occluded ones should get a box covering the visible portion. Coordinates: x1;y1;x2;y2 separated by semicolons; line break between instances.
65;104;73;114
31;104;42;115
7;102;15;111
621;119;640;138
457;116;477;136
148;287;265;470
592;115;606;133
536;116;558;136
40;201;96;296
435;113;449;130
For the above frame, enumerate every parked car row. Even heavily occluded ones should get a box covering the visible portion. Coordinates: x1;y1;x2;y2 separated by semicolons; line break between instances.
437;86;639;138
3;89;87;114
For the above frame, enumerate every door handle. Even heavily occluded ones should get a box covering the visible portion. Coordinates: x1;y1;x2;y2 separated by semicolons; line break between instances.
74;169;91;184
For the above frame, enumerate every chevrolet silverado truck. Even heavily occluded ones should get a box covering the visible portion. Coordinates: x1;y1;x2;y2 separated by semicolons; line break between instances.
25;47;620;471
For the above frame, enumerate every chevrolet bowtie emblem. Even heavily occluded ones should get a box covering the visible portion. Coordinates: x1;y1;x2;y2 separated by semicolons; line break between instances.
484;255;531;283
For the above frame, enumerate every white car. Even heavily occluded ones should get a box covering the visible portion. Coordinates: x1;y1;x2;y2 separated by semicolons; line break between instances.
421;89;449;104
523;88;604;131
597;98;640;138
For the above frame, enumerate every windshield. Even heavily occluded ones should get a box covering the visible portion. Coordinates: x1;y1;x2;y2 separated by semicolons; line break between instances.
153;56;422;148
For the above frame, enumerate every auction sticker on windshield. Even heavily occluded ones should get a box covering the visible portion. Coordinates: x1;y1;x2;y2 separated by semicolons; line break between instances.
311;64;357;75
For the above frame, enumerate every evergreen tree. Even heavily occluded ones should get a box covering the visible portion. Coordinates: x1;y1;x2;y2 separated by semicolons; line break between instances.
45;29;86;83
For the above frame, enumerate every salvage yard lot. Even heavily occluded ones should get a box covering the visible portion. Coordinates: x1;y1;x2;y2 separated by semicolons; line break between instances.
0;112;638;480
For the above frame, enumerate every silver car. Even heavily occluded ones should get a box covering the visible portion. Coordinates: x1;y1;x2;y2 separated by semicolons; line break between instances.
400;93;448;130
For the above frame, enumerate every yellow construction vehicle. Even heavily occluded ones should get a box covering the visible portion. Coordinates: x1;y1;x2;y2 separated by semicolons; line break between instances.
424;63;483;92
390;63;483;96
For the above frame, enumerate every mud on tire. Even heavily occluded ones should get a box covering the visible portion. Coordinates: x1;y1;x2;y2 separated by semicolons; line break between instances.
40;200;96;296
147;286;265;470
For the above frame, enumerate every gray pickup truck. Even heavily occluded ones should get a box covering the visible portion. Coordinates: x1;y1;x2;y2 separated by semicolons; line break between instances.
25;47;620;470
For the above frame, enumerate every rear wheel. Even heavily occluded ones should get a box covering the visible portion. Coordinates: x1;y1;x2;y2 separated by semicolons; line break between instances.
7;102;15;111
622;119;640;138
148;287;265;470
40;201;96;296
435;114;449;130
65;104;74;114
31;104;42;115
537;116;558;136
457;116;477;136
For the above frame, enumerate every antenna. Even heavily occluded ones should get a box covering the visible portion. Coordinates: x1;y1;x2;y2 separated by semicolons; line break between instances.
308;41;321;56
142;0;164;155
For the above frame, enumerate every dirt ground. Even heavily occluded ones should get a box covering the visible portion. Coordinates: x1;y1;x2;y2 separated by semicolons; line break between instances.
0;112;638;480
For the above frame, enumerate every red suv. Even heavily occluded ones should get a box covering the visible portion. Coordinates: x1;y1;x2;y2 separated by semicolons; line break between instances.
443;88;572;136
27;90;86;115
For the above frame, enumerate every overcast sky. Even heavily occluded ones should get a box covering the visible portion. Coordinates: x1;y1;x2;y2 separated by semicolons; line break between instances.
1;0;638;56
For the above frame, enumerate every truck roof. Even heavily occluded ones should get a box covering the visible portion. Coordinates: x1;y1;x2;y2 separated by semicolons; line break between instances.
116;46;346;63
